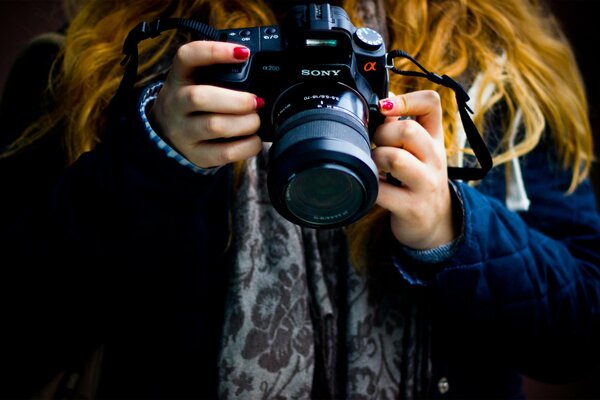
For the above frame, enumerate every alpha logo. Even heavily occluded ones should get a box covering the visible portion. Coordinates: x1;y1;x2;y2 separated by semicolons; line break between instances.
363;62;377;72
301;69;342;77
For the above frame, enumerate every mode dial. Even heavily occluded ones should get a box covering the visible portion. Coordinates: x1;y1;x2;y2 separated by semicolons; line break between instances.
354;27;384;51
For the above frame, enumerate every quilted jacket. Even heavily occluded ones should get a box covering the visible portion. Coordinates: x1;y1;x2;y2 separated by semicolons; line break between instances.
1;34;600;400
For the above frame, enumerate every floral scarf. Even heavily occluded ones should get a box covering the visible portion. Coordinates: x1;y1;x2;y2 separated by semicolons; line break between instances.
217;144;432;399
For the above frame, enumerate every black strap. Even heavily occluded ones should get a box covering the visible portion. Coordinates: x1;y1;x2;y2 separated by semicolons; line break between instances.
108;20;492;181
386;50;493;180
107;18;220;116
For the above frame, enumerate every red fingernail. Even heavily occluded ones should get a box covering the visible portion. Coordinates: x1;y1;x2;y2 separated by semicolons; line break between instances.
255;97;265;110
381;100;394;111
233;47;250;60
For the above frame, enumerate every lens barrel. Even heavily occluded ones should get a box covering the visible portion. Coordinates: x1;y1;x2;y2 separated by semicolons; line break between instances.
267;83;378;228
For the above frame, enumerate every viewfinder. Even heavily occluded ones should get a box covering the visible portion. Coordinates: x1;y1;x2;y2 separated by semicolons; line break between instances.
305;39;338;47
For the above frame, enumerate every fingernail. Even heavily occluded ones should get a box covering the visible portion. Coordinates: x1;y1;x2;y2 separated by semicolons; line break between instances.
233;47;250;60
255;97;265;110
381;100;394;111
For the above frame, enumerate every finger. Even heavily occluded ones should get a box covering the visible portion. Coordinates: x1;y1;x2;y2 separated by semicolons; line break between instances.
180;112;261;142
371;146;426;189
188;135;262;168
376;179;412;215
372;118;437;162
174;84;262;114
379;90;443;142
169;41;251;84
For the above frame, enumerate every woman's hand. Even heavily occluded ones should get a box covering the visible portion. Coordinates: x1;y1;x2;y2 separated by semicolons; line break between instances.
149;41;264;168
372;90;456;250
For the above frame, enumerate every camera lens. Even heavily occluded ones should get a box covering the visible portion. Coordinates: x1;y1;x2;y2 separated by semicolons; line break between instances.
267;82;378;228
286;165;364;225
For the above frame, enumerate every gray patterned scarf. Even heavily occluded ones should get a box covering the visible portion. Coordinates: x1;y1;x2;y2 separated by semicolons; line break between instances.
217;145;432;399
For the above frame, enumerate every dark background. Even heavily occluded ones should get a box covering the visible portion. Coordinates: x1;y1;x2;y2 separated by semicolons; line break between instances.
0;0;65;96
1;0;599;398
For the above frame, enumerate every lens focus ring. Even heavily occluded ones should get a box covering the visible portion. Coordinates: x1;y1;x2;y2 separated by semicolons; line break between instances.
271;108;371;160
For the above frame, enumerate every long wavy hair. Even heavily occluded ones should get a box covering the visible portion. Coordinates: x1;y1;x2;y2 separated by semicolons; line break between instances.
2;0;594;270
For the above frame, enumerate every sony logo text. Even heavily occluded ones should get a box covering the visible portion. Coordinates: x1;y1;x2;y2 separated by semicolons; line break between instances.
301;69;342;77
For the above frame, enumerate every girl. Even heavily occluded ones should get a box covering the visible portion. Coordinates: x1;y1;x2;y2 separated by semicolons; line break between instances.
1;0;599;398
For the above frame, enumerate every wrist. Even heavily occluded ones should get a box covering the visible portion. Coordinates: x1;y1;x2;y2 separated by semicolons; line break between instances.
138;81;221;176
393;180;463;250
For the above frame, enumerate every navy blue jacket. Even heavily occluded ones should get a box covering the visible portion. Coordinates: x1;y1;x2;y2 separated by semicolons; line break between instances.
1;36;600;399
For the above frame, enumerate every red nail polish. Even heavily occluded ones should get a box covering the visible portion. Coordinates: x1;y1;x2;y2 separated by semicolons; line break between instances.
381;100;394;111
255;97;265;110
233;47;250;60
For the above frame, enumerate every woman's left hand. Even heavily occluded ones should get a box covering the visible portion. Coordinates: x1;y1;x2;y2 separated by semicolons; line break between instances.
372;90;456;250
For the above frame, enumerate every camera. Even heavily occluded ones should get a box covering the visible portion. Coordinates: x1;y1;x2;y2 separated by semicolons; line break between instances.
117;2;491;229
195;2;388;229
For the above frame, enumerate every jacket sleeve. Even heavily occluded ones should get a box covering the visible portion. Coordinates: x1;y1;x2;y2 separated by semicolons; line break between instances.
0;37;233;396
413;137;600;382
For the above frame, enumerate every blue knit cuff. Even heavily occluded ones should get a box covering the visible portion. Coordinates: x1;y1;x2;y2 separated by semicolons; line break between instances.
402;239;459;263
392;239;460;286
138;81;221;176
391;180;465;285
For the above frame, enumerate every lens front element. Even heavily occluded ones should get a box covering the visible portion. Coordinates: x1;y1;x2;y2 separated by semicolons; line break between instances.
285;165;364;226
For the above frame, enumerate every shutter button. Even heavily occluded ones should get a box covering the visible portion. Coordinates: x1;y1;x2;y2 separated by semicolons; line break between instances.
438;377;449;394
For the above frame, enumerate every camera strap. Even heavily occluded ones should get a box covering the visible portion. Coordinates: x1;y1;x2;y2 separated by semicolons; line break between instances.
110;19;492;181
107;18;221;116
386;50;493;181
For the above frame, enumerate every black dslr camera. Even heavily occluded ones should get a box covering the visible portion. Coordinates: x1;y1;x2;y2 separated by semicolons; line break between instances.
197;2;386;228
116;2;492;229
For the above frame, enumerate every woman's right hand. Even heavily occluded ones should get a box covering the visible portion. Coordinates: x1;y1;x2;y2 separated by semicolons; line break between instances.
149;41;264;168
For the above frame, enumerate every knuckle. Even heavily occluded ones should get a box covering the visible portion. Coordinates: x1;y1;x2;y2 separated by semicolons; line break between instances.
220;136;262;164
208;41;219;60
402;120;421;139
423;89;441;105
389;151;407;172
397;94;409;112
204;115;225;135
421;173;439;194
219;145;239;164
432;150;445;169
187;88;208;109
175;42;194;62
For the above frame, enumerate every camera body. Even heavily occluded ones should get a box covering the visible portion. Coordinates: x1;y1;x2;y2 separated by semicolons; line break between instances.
196;3;389;228
196;2;388;140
